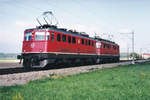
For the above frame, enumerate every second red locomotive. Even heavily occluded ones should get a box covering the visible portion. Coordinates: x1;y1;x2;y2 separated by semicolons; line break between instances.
18;24;119;68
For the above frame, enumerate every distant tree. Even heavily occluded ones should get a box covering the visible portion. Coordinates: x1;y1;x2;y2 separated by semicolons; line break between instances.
130;52;140;59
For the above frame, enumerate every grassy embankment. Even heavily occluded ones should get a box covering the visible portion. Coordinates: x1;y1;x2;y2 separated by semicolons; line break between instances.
0;59;19;63
1;62;150;100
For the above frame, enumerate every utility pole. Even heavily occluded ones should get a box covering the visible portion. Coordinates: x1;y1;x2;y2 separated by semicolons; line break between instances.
120;30;135;64
140;48;142;59
132;31;135;64
127;43;129;60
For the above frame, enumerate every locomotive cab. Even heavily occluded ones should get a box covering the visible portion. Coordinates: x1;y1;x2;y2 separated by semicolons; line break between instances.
18;29;51;68
22;30;49;53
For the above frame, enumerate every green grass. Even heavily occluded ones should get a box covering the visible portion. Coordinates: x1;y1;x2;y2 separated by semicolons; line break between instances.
1;62;150;100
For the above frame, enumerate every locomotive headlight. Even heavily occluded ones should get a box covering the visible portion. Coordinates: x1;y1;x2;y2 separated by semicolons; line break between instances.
23;50;26;52
40;49;42;52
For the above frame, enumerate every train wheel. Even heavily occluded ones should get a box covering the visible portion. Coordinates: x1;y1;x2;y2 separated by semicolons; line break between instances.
29;58;34;67
23;59;27;68
23;58;33;69
96;59;100;64
40;60;48;68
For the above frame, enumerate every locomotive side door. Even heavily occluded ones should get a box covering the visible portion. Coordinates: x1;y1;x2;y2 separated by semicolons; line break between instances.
96;41;101;55
77;38;81;54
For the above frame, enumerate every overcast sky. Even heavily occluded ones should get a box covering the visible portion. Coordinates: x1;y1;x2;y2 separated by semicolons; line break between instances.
0;0;150;53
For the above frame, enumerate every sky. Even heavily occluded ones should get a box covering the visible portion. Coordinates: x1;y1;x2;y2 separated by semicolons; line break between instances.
0;0;150;53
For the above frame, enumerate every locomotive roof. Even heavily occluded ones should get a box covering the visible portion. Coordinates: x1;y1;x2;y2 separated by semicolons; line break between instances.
25;24;118;45
94;37;118;45
25;25;94;40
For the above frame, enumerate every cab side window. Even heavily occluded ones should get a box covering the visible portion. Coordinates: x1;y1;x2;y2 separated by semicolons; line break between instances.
62;35;66;42
72;37;76;43
92;41;94;46
68;36;71;43
104;44;106;48
81;39;84;45
46;32;50;40
51;32;55;42
88;40;91;46
57;34;61;42
85;40;88;45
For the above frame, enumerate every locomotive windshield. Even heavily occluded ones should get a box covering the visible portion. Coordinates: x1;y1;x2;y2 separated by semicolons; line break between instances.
25;32;32;41
35;32;50;40
35;32;45;40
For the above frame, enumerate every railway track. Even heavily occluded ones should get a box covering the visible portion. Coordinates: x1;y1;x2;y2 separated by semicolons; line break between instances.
0;63;87;75
0;59;146;75
0;59;149;86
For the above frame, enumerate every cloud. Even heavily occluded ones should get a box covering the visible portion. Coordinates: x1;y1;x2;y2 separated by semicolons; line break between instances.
15;20;35;28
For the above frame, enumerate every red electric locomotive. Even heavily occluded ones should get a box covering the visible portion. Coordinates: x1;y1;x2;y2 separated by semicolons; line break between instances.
18;12;120;68
18;24;119;68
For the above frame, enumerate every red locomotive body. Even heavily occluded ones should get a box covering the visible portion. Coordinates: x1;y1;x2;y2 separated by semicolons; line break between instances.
95;38;119;63
18;25;119;68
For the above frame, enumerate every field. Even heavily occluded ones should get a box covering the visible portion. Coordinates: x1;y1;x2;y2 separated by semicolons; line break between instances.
0;59;19;63
1;62;150;100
